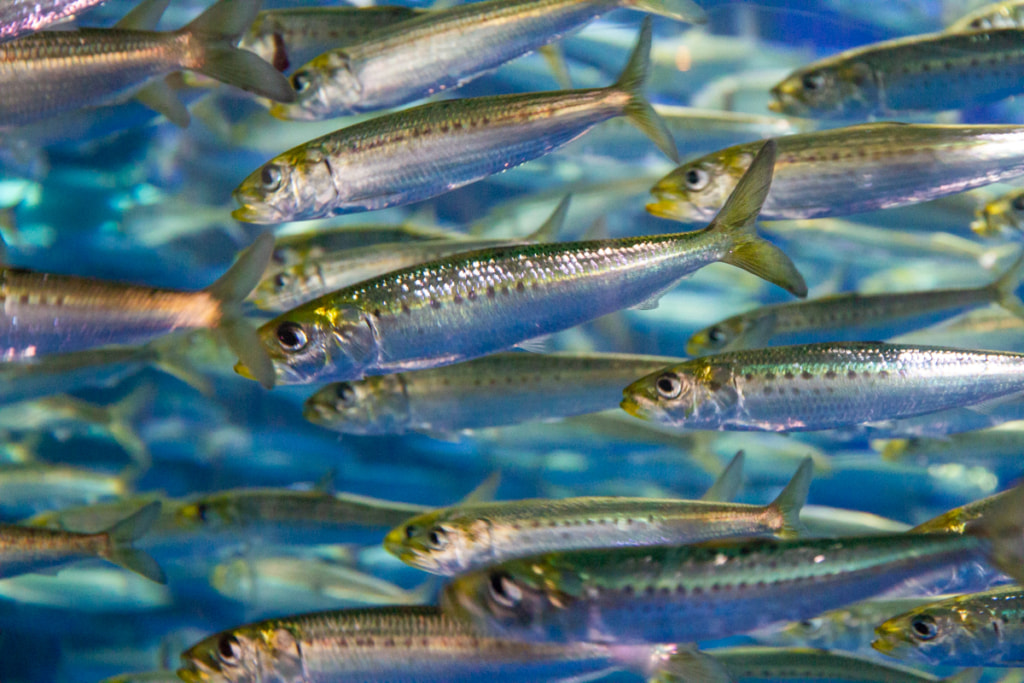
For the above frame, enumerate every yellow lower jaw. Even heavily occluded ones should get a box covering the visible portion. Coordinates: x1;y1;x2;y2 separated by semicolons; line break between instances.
620;397;644;419
234;361;255;380
645;200;686;220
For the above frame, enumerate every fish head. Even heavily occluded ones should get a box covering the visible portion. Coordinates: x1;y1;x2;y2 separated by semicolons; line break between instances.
174;493;237;532
179;625;303;683
646;154;744;223
271;52;361;121
873;603;978;666
241;305;378;385
769;61;875;118
384;508;491;575
687;314;756;356
233;145;337;224
441;558;580;642
972;190;1024;237
303;375;411;435
621;361;737;427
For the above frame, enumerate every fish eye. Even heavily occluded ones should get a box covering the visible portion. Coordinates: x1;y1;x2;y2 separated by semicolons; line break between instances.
488;570;523;609
707;326;727;344
655;373;683;399
404;524;418;539
427;526;449;550
276;321;309;352
801;72;826;91
273;272;292;291
196;502;209;522
335;382;355;402
1012;194;1024;212
293;71;312;93
684;167;709;191
910;614;938;641
260;164;282;192
217;635;242;664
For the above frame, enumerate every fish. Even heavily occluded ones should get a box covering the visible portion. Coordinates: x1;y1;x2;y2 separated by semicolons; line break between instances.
647;123;1024;222
948;1;1024;30
0;0;295;128
270;0;706;121
760;597;952;651
303;351;685;437
662;646;982;683
972;188;1024;237
384;457;810;575
0;232;276;389
235;140;806;386
769;28;1024;118
0;564;173;612
440;485;1024;645
239;5;425;75
269;222;462;270
0;0;108;42
211;555;432;610
177;605;728;683
0;462;129;515
909;486;1017;535
621;342;1024;432
0;501;164;583
873;585;1024;666
686;253;1024;355
233;20;678;223
250;197;567;313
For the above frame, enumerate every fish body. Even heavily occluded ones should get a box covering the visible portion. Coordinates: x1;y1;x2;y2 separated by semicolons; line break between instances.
648;123;1024;222
240;5;424;75
0;0;107;42
874;585;1024;666
770;28;1024;118
272;0;705;120
875;422;1024;468
910;487;1016;535
622;342;1024;432
949;1;1024;30
0;501;163;582
687;255;1024;355
0;0;294;127
234;21;678;222
442;531;1002;645
385;458;810;575
304;352;681;436
177;605;701;683
238;141;806;386
0;234;275;387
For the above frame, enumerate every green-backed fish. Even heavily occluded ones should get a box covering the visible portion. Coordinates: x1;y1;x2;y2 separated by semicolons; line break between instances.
177;605;727;683
441;486;1024;645
622;342;1024;432
271;0;705;120
304;351;683;437
0;0;294;128
769;29;1024;118
0;501;164;583
233;20;678;222
910;487;1016;535
875;421;1024;468
384;457;810;575
251;199;566;312
874;586;1024;666
0;233;275;389
687;254;1024;355
236;141;806;386
648;123;1024;222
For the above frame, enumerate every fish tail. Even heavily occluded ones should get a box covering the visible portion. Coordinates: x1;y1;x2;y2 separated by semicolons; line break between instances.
768;457;813;539
101;501;167;584
619;0;708;23
712;140;808;298
969;481;1024;584
183;0;296;104
988;251;1024;321
616;19;679;164
106;384;157;477
644;646;731;683
537;44;573;89
114;0;170;30
205;233;277;389
524;196;571;242
700;450;744;502
146;335;214;397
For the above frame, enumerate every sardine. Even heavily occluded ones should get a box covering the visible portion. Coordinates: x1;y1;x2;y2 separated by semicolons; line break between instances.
235;141;806;386
233;20;678;222
648;123;1024;222
622;342;1024;432
271;0;706;120
0;0;294;128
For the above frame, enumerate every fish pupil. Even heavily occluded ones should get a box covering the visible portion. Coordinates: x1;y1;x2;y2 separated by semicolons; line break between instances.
276;322;308;352
911;615;938;640
1012;194;1024;212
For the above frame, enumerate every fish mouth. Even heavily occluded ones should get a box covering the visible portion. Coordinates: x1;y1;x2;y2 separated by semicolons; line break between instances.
232;203;280;224
870;622;905;655
176;665;207;683
870;636;899;655
620;395;646;420
645;199;688;221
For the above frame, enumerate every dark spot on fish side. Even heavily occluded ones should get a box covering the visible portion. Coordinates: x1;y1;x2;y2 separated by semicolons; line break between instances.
271;33;289;72
784;372;794;379
801;371;813;379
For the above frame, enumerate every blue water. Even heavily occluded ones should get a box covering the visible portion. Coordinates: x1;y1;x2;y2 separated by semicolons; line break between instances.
0;0;1020;681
